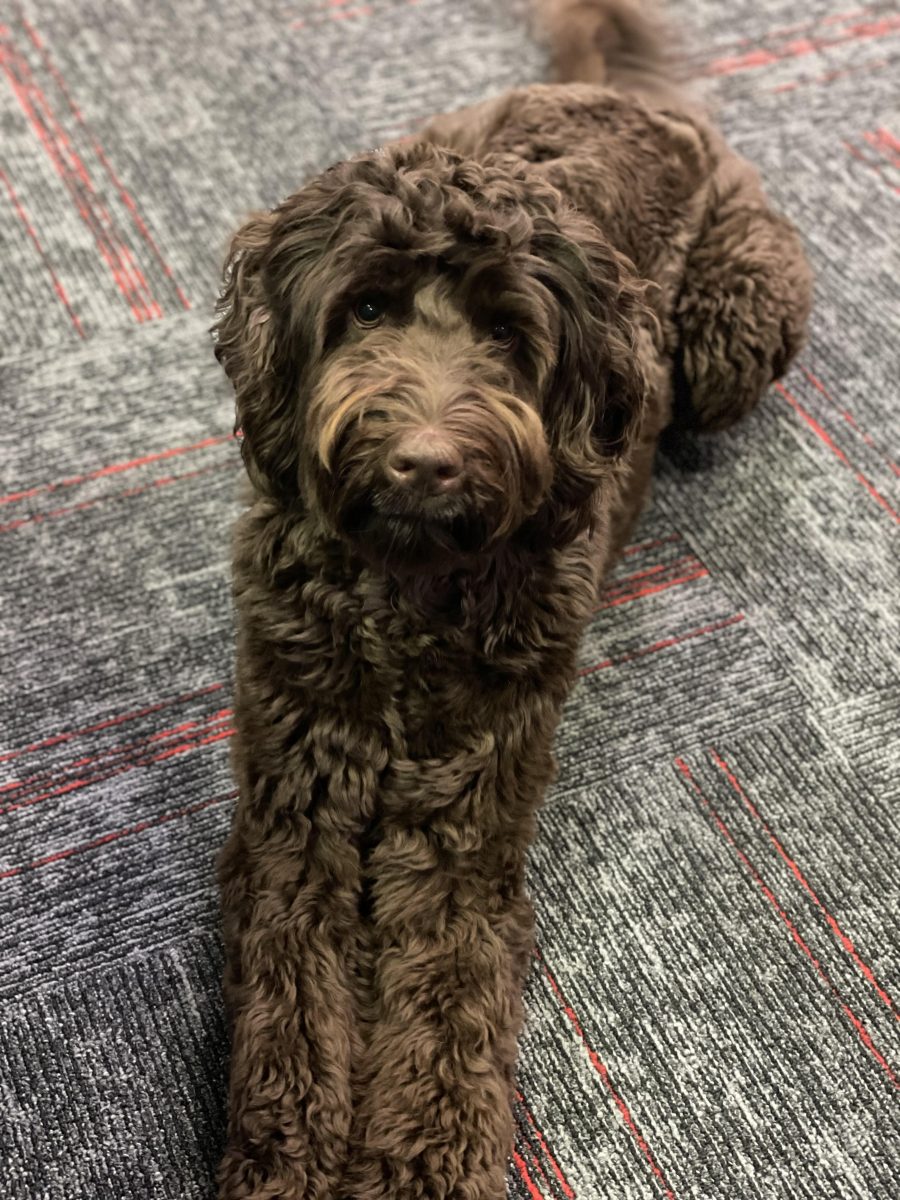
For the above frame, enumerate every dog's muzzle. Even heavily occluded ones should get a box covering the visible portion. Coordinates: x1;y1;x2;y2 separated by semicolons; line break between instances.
338;433;488;571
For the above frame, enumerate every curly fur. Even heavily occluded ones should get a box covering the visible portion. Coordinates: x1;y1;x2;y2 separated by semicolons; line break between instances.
212;3;812;1197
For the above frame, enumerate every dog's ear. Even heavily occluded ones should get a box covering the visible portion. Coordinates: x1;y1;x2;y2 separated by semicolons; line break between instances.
531;214;651;540
213;210;303;500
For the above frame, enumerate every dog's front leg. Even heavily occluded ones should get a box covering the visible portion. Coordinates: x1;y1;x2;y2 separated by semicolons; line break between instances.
345;832;530;1200
217;806;366;1200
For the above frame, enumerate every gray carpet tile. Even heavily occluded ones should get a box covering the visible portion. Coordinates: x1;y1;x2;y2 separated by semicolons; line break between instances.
530;766;900;1200
1;0;898;1196
0;934;228;1200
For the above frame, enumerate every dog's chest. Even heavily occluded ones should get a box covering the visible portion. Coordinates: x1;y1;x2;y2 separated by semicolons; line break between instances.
352;592;578;764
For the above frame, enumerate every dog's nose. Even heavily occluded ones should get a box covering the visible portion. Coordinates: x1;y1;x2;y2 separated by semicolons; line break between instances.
386;430;464;494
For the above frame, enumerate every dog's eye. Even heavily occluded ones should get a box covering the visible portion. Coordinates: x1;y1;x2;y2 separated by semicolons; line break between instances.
353;294;387;328
490;321;516;347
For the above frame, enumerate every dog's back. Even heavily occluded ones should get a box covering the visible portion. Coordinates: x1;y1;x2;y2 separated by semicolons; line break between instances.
534;0;812;430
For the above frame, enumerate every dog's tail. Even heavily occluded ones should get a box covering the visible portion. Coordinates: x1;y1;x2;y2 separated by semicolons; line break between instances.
533;0;679;96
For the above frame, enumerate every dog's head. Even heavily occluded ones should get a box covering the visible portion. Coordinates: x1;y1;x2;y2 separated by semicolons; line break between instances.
214;143;649;572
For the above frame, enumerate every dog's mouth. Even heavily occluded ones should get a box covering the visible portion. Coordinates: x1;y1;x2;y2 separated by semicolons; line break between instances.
341;500;489;570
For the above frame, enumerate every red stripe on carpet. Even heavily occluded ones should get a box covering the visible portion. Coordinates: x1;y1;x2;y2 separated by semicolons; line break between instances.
0;32;158;320
0;683;224;766
0;458;238;534
579;613;745;676
705;13;900;76
151;725;235;762
687;8;873;65
0;790;237;882
524;1143;555;1199
1;712;235;813
22;17;191;309
512;1149;546;1200
15;21;161;319
770;53;896;94
0;165;84;335
601;555;702;597
0;725;235;816
0;707;233;796
675;758;900;1090
516;1091;576;1199
536;950;678;1198
801;368;900;478
844;136;900;195
709;749;898;1019
864;126;900;168
595;568;709;612
776;383;899;522
0;433;236;507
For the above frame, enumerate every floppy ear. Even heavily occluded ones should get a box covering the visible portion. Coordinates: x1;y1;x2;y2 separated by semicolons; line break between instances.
213;210;302;500
532;214;652;540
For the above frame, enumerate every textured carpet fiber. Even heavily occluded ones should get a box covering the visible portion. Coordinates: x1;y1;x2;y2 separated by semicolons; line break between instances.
1;2;898;1197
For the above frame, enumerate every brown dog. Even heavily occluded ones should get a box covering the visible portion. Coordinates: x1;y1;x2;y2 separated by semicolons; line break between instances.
212;2;812;1197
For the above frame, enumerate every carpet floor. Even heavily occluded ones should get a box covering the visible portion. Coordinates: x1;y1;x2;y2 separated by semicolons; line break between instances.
1;1;898;1197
